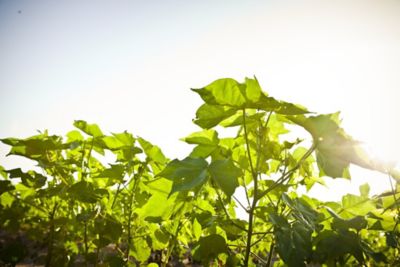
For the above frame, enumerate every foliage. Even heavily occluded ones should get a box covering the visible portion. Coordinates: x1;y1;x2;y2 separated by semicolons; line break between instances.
1;77;400;266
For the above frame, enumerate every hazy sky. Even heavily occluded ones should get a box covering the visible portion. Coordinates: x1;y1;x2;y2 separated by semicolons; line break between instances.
1;0;399;200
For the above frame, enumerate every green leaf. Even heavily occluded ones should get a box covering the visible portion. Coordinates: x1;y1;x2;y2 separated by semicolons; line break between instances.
137;137;167;164
220;110;265;128
68;181;107;203
73;120;103;137
193;104;236;129
6;168;46;188
193;218;202;240
66;130;84;142
158;157;208;195
288;113;392;178
192;77;309;115
359;183;370;197
181;129;219;145
332;216;368;231
248;94;309;115
244;76;262;102
94;215;122;247
193;234;228;263
386;231;399;248
208;159;241;197
281;194;321;230
0;180;15;195
288;113;353;178
274;222;312;267
94;164;125;182
192;78;247;107
2;134;63;160
76;210;97;222
269;211;290;229
341;193;376;216
137;191;176;220
152;228;170;249
112;131;135;146
101;136;126;150
360;241;387;263
106;256;125;267
189;145;217;158
314;230;364;263
130;238;151;262
0;166;5;178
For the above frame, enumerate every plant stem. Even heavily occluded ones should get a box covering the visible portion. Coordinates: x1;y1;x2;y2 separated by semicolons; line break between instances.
163;221;183;267
84;221;88;267
266;241;274;267
233;195;248;212
111;183;122;209
45;201;58;267
125;163;143;258
242;108;259;267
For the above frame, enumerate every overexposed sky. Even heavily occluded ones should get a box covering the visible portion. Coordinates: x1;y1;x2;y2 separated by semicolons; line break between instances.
1;0;399;200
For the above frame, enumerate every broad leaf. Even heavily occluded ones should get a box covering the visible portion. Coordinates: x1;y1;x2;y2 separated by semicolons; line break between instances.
193;104;236;129
192;77;309;115
0;180;15;196
6;168;46;188
158;157;208;195
192;234;228;263
289;113;365;178
181;129;219;145
208;159;241;197
68;181;107;203
193;218;202;240
332;216;368;231
274;221;312;267
73;120;103;137
94;164;125;183
137;137;167;164
314;230;364;263
192;78;247;107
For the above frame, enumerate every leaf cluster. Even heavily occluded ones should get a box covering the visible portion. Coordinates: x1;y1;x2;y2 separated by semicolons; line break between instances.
1;77;400;267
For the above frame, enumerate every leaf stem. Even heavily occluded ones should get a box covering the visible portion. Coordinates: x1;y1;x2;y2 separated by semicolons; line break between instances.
233;195;249;212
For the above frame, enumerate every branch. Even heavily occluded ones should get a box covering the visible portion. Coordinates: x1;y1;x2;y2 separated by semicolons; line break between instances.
256;142;317;201
216;188;247;232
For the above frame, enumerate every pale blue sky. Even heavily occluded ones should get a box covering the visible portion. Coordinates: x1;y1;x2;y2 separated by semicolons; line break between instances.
1;0;400;200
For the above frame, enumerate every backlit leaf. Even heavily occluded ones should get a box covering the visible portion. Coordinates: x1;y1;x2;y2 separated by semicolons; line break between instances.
193;104;236;129
158;157;208;195
193;218;202;240
137;137;167;164
192;78;247;107
73;120;103;137
181;129;219;145
94;164;125;182
208;159;241;198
